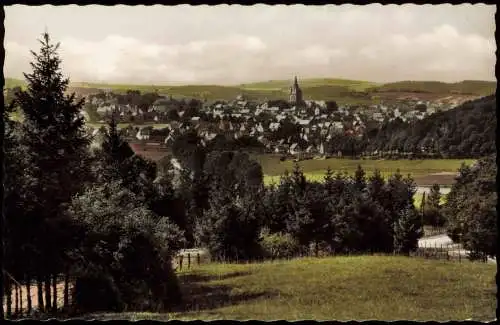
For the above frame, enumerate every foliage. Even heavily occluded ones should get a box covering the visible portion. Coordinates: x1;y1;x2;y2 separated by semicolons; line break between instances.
68;181;185;311
444;155;497;259
365;95;496;158
393;204;423;255
8;33;92;285
194;181;264;262
259;228;301;259
422;184;445;226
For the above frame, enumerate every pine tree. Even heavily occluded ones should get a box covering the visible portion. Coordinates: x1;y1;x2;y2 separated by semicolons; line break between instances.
291;162;307;195
424;183;444;226
14;32;92;303
393;204;423;255
367;169;386;203
427;184;441;210
420;192;426;217
324;166;334;184
98;117;128;182
353;164;366;192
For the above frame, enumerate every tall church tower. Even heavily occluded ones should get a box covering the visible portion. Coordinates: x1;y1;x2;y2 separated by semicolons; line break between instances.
289;76;303;106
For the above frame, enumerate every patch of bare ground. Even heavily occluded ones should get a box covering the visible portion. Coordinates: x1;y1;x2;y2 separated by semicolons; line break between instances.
413;173;457;186
3;280;73;315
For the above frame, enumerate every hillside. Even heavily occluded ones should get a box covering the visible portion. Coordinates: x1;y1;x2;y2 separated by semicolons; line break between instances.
239;78;380;91
5;77;496;105
87;256;495;321
371;80;496;96
366;95;496;158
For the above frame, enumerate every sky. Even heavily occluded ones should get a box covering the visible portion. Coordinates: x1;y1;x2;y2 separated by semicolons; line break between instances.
4;4;497;85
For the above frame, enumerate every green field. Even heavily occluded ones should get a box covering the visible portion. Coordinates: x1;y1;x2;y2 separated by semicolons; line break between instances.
256;155;475;186
240;78;380;92
6;77;495;104
414;193;448;209
371;80;496;97
87;256;496;321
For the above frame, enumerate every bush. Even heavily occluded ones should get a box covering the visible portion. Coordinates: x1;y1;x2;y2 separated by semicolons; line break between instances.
260;228;301;259
72;270;124;313
423;209;446;227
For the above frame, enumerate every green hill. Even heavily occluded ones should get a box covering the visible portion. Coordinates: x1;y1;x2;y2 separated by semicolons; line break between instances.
371;80;496;96
89;256;495;321
5;78;27;90
240;78;380;92
5;77;496;103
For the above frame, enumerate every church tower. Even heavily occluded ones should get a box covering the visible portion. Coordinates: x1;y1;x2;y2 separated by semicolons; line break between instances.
289;76;303;106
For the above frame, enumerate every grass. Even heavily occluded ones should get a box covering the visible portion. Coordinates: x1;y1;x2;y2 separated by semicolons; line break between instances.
256;154;474;184
6;77;495;104
413;193;448;209
372;80;496;97
240;78;380;92
88;256;496;321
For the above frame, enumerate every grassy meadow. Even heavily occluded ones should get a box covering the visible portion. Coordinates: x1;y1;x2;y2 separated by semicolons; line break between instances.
87;256;496;321
256;155;475;186
6;77;495;104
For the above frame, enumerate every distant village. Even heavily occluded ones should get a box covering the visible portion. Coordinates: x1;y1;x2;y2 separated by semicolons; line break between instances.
83;77;455;159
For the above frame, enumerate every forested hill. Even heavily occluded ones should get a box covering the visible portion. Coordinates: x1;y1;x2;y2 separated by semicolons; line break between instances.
366;95;496;158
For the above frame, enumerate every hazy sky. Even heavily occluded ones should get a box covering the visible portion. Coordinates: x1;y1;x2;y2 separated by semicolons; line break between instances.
4;4;496;85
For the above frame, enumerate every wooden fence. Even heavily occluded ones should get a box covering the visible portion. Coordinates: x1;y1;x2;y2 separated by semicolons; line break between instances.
172;242;492;267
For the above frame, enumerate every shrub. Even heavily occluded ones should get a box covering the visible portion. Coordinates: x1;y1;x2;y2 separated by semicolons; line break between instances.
260;228;301;259
72;270;124;313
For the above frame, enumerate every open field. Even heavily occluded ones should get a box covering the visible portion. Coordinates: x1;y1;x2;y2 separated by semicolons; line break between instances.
239;78;381;92
85;256;495;321
256;155;475;186
6;77;495;104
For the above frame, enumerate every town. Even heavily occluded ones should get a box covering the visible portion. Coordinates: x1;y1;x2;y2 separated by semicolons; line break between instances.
77;76;469;161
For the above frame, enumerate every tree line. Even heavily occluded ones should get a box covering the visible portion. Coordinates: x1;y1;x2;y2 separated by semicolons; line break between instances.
363;95;496;158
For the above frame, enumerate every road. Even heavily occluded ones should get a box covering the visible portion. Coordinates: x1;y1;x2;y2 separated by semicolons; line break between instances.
418;234;496;263
416;186;451;195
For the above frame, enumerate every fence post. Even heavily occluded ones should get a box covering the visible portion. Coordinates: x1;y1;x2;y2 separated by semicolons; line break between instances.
187;253;191;270
197;253;201;266
179;255;183;271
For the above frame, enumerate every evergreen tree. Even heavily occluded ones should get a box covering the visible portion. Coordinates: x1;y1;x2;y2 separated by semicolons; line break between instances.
367;169;386;204
423;184;444;226
427;184;441;211
195;181;262;261
14;33;92;305
324;166;334;185
420;192;426;218
291;162;307;195
444;156;496;259
353;164;367;192
393;204;423;255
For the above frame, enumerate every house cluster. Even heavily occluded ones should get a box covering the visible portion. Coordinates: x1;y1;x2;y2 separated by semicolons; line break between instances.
87;77;446;157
